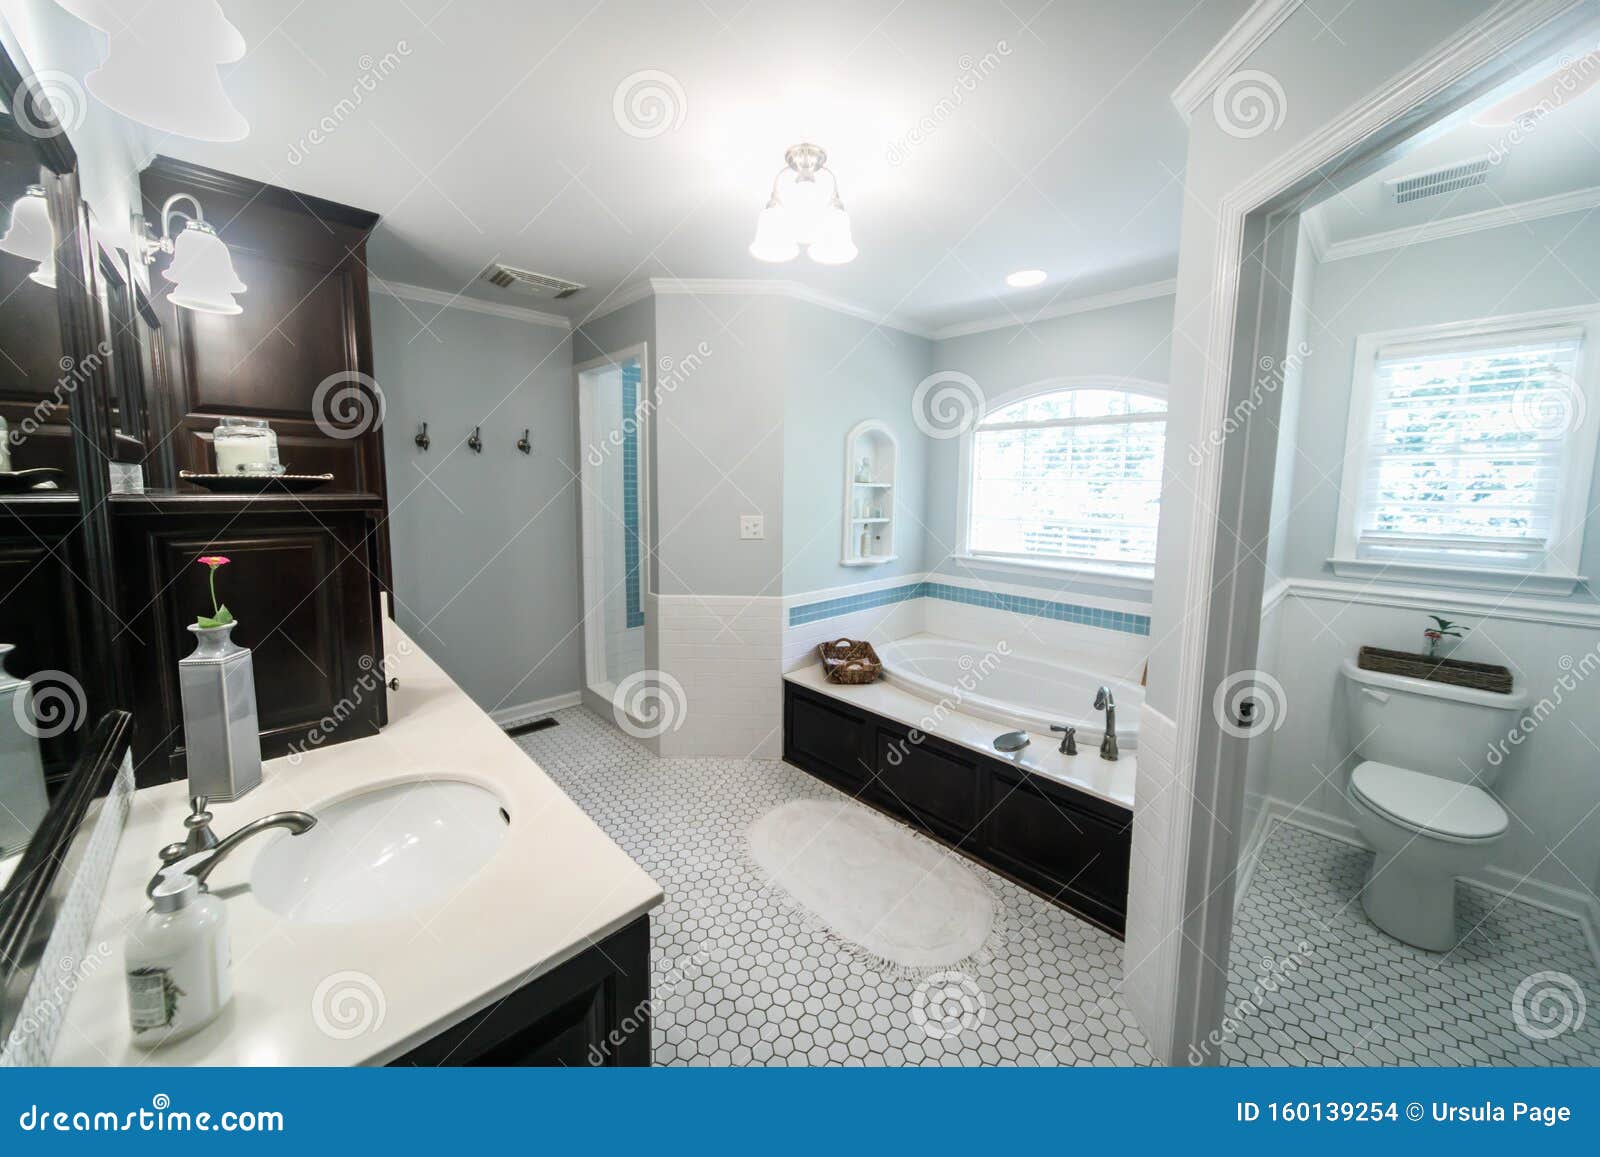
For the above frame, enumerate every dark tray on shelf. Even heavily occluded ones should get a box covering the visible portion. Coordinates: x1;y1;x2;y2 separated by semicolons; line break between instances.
179;471;335;494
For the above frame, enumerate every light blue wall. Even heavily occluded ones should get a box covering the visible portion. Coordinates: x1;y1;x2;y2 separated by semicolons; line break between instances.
373;294;582;713
1280;209;1600;601
652;293;788;597
924;294;1176;603
782;302;933;594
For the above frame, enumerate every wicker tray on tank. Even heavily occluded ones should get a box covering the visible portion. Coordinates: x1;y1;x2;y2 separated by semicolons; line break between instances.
817;638;883;685
1357;645;1513;695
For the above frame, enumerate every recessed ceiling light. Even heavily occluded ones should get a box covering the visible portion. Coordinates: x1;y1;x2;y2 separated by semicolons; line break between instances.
1005;269;1047;288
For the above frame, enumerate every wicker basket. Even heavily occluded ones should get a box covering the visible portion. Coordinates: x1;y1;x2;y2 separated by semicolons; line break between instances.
1357;645;1513;695
817;638;883;685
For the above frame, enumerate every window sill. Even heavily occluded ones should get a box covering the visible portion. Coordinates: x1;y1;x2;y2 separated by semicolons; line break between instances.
1326;556;1587;598
949;552;1156;592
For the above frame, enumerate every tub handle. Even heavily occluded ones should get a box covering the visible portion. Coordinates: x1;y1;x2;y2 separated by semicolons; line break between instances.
1360;687;1390;705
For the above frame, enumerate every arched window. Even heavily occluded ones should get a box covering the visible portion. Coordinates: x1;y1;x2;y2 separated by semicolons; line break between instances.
959;381;1167;578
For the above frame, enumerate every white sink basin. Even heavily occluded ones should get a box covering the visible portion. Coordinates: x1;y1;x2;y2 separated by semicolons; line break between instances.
251;780;509;924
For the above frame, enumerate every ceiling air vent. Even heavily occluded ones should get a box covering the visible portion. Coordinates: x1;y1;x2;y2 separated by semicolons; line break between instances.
481;263;585;300
1386;157;1492;205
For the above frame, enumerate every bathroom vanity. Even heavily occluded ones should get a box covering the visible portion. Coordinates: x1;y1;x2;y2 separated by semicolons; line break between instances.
50;617;663;1066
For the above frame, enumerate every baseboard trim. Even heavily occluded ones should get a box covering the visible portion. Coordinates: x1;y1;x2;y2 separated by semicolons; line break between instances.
492;691;583;727
1242;797;1600;972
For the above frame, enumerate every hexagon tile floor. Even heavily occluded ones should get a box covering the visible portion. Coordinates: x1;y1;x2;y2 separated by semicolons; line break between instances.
514;707;1152;1066
1221;822;1600;1066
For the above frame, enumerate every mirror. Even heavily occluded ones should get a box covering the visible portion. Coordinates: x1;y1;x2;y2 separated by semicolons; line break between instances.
0;120;70;492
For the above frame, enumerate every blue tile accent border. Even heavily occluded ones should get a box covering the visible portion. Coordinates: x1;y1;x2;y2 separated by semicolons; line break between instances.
621;361;644;629
787;581;1150;636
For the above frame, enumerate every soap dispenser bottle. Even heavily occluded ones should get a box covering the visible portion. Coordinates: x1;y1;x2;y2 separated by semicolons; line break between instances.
125;856;232;1046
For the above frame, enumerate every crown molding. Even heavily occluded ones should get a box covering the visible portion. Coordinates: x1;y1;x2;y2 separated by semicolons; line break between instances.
577;277;936;339
930;279;1178;341
369;278;572;330
1315;184;1600;262
1170;0;1305;123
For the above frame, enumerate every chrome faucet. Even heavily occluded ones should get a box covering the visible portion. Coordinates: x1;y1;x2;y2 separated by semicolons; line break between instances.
158;795;316;890
1093;686;1119;761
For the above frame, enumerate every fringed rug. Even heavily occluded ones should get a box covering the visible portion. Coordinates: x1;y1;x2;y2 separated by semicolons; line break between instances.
746;798;1003;977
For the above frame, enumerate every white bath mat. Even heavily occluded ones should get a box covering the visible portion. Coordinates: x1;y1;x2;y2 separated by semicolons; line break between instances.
745;799;1003;977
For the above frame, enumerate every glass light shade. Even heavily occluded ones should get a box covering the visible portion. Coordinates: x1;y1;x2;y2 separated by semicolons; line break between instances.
807;202;857;265
0;187;57;287
781;175;829;245
77;0;249;142
749;202;799;263
162;220;245;315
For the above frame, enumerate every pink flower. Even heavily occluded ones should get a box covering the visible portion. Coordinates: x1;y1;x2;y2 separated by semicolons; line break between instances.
198;555;230;568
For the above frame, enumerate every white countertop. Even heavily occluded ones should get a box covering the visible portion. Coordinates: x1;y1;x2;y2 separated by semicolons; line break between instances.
52;618;663;1066
785;664;1136;811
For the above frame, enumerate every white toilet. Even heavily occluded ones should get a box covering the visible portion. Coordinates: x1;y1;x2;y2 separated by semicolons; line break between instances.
1340;658;1528;951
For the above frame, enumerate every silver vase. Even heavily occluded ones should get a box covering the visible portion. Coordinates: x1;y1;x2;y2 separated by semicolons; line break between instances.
178;622;262;801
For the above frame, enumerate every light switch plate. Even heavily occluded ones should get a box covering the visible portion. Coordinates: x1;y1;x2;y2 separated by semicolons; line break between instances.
740;514;765;540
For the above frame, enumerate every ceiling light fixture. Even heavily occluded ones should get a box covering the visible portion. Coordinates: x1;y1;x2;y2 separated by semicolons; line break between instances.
0;186;58;288
750;143;857;265
51;0;249;141
1005;269;1047;288
136;193;246;315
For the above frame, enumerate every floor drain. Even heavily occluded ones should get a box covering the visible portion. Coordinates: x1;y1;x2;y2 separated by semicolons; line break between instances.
505;716;558;738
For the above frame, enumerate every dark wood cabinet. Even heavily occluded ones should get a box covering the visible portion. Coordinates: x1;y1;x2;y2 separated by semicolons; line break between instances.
392;916;652;1067
113;492;386;786
784;682;1132;935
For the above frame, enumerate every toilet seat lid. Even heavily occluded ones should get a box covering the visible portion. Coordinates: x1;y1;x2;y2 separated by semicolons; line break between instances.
1350;761;1508;840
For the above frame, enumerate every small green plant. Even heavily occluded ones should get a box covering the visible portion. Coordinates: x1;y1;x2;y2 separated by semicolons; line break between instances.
195;555;234;629
1423;614;1465;659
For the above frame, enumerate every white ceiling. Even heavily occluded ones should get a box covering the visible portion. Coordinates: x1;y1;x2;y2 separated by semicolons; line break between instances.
39;0;1255;331
1311;48;1600;247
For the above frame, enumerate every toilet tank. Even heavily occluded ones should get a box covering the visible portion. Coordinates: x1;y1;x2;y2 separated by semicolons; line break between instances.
1340;659;1529;785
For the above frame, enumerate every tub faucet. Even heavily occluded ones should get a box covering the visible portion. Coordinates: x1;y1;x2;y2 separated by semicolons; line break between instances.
1049;724;1077;755
1093;686;1118;761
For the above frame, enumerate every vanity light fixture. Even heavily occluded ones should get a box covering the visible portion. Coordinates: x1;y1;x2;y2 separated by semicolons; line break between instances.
0;186;58;288
749;143;857;265
136;193;246;315
1004;269;1047;288
52;0;249;141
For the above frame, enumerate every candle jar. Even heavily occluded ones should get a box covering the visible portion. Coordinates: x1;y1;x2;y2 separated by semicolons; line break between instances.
212;418;280;475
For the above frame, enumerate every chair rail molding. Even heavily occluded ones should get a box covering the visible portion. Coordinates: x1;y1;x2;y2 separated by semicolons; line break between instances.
1138;0;1591;1066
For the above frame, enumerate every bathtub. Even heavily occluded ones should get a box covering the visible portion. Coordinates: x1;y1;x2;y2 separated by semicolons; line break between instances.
874;633;1143;752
